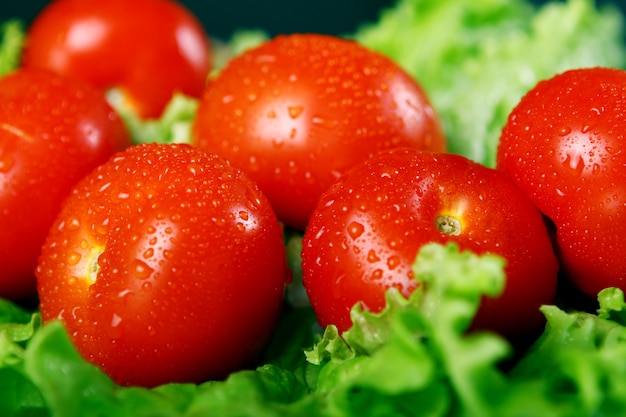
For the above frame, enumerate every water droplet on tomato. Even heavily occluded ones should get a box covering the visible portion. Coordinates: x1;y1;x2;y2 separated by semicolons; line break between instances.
248;155;260;172
96;218;110;235
66;217;81;230
562;152;585;177
367;249;381;263
387;255;401;270
67;251;82;266
557;126;572;136
111;313;122;328
371;269;383;280
347;222;364;240
131;259;154;279
0;154;14;172
288;106;303;119
142;248;154;259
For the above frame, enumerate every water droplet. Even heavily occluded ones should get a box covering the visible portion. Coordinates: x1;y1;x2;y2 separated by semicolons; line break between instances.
562;152;585;177
557;126;572;136
131;259;154;279
111;313;122;328
0;154;14;172
288;106;303;119
367;249;381;263
67;251;82;266
248;155;260;172
66;217;81;230
142;248;154;259
371;269;383;280
95;218;109;235
347;222;364;240
387;256;401;270
187;163;202;176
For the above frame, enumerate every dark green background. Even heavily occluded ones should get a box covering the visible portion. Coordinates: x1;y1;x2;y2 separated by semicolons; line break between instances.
0;1;395;40
1;1;624;40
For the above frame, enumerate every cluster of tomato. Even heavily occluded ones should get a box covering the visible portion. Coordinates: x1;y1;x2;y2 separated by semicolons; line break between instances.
2;0;625;388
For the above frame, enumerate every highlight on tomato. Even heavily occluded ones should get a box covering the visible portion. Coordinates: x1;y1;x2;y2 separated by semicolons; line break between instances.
0;67;131;300
301;148;559;340
192;33;446;230
35;143;291;387
497;67;626;297
22;0;211;119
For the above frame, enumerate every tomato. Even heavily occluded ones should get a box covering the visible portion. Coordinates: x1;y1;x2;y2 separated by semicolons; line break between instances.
301;148;558;340
35;143;291;387
192;33;445;230
22;0;211;119
497;67;626;297
0;68;130;301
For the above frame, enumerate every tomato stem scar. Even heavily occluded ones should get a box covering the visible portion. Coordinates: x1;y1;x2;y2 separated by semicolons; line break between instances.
436;215;462;236
88;247;104;285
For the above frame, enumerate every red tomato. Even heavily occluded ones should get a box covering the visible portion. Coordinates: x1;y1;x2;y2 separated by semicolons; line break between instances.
301;149;558;340
497;67;626;297
192;33;445;230
36;143;291;387
22;0;211;119
0;68;130;300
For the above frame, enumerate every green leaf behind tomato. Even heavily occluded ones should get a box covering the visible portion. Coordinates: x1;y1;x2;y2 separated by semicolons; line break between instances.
354;0;626;167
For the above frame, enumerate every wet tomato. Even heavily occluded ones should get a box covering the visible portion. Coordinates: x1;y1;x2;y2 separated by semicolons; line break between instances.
36;143;291;387
497;67;626;297
22;0;211;119
192;33;445;230
0;68;130;300
301;148;558;340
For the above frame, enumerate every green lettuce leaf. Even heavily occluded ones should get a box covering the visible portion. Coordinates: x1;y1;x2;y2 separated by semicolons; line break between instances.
0;20;24;77
109;92;199;146
354;0;626;167
510;289;626;415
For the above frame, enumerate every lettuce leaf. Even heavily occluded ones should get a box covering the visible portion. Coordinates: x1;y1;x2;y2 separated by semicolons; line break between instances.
0;20;24;77
354;0;626;167
5;243;626;416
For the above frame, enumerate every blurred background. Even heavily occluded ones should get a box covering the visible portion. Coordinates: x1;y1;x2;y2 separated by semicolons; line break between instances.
0;0;394;40
1;0;624;41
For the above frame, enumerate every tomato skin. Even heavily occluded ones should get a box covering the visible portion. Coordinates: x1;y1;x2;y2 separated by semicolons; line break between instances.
0;68;130;300
497;67;626;296
301;149;558;339
22;0;211;119
36;143;290;387
192;33;445;230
